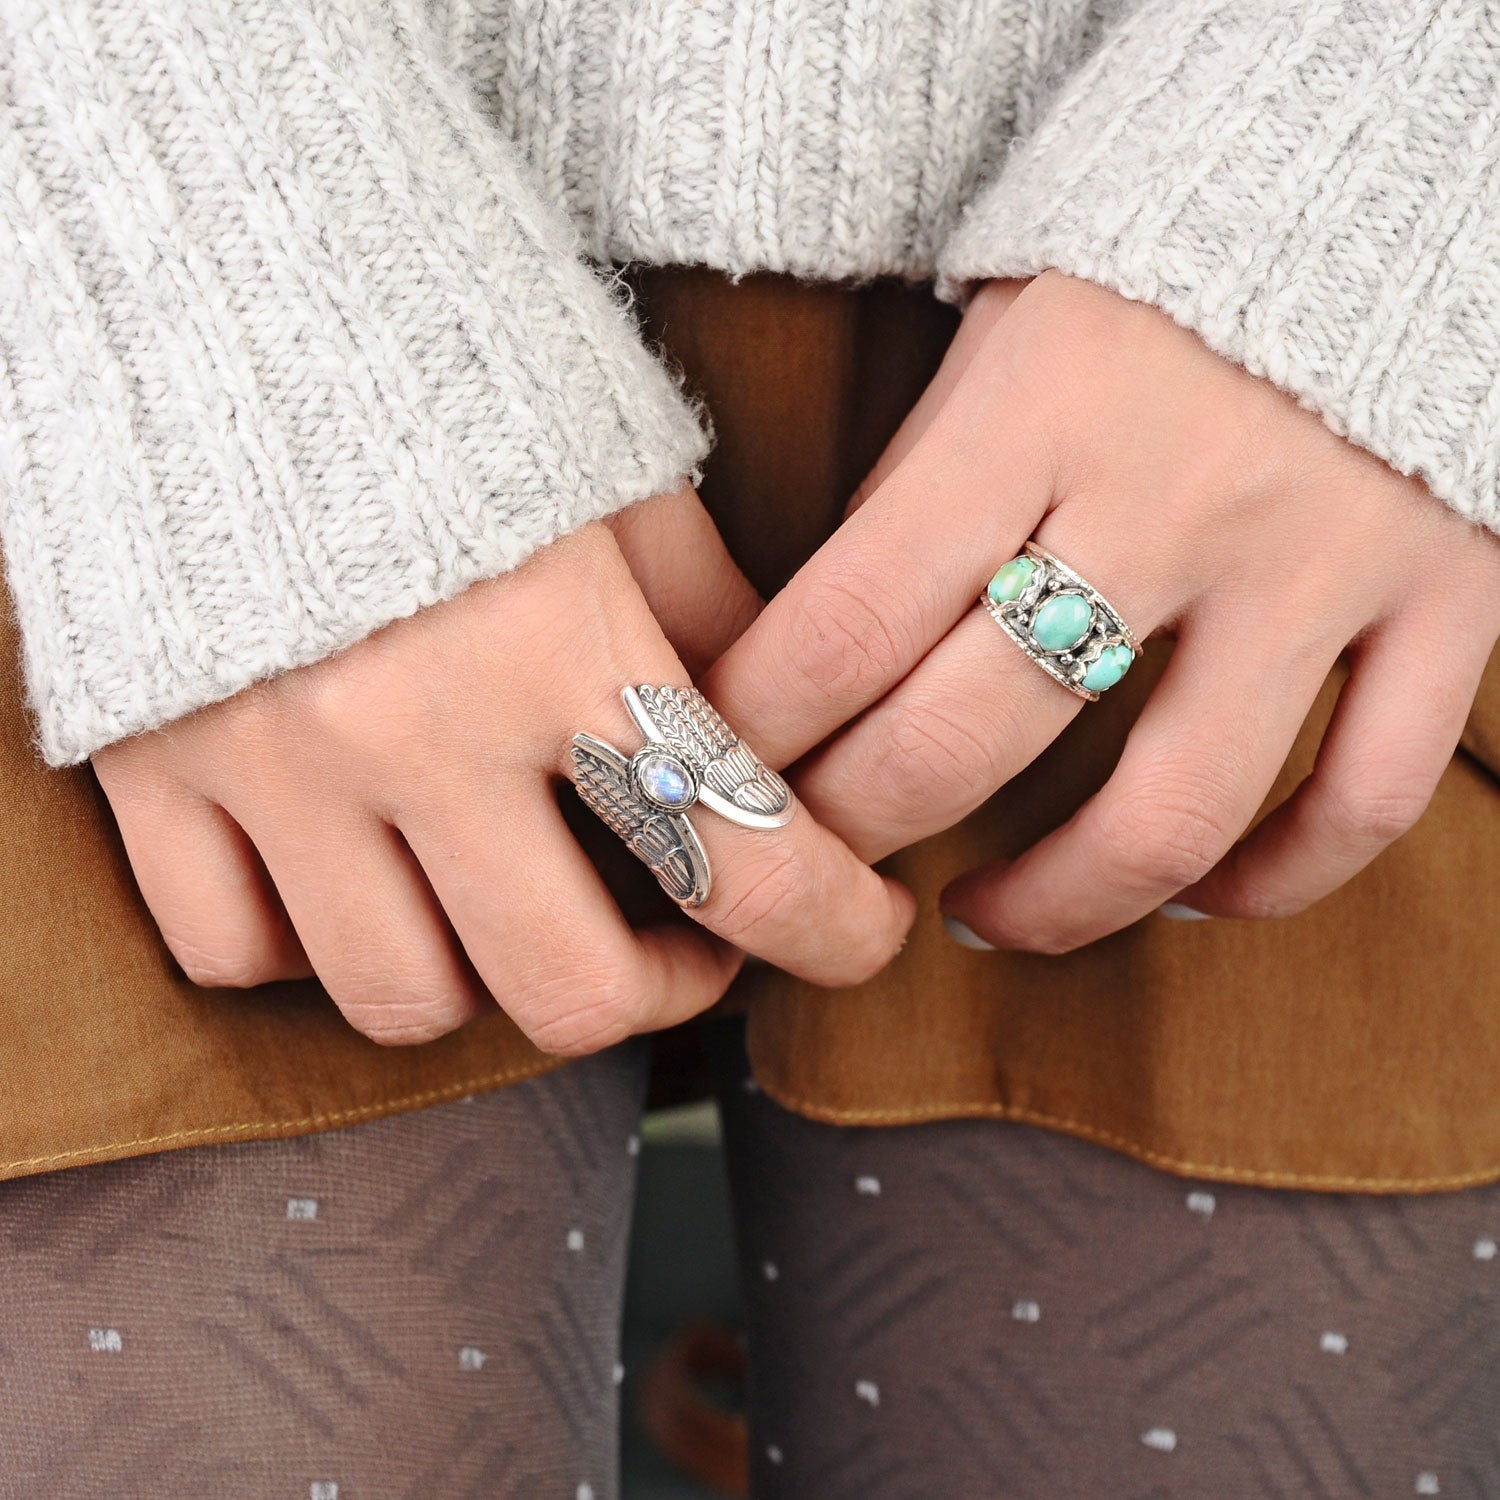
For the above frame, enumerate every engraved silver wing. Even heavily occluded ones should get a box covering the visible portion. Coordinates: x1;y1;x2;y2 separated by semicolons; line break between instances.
570;734;711;907
624;686;793;831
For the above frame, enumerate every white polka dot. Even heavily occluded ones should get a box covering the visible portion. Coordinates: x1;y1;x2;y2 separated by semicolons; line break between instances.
1416;1473;1440;1495
612;1361;625;1386
1141;1428;1178;1453
577;1485;595;1500
1319;1331;1349;1355
88;1328;122;1353
742;1075;761;1094
458;1346;487;1371
566;1228;586;1252
766;1445;784;1466
286;1197;319;1221
855;1175;882;1196
1011;1299;1041;1324
1474;1236;1497;1262
626;1134;641;1157
855;1379;880;1407
310;1485;339;1500
762;1261;780;1282
1186;1191;1216;1219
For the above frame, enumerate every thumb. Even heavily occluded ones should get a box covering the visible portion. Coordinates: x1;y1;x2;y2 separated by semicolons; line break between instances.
608;486;763;675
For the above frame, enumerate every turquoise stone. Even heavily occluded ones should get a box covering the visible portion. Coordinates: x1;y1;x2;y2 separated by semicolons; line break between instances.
634;749;694;808
986;556;1035;606
1081;642;1134;692
1031;591;1093;652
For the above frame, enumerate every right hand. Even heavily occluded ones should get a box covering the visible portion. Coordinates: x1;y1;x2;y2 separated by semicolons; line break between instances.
90;491;915;1055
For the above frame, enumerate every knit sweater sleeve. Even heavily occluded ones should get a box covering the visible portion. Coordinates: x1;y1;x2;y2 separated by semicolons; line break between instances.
936;0;1500;538
0;1;708;767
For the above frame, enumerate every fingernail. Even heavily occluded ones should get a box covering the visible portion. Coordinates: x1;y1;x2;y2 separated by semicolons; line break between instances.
943;916;996;951
1158;901;1210;921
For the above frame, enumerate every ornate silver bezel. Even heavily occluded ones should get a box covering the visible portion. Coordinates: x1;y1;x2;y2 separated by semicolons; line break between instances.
570;684;795;907
623;685;794;831
980;541;1141;702
628;746;701;811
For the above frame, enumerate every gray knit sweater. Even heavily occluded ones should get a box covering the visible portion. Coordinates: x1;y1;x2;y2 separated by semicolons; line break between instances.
2;0;1497;766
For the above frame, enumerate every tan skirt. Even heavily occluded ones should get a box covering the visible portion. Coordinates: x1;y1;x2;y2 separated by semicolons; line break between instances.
2;269;1497;1190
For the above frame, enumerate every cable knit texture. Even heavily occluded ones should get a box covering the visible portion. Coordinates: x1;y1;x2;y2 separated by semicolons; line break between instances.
0;0;707;765
3;0;1499;765
938;0;1500;537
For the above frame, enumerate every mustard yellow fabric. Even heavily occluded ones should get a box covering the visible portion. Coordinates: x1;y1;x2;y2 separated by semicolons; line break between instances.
2;270;1495;1191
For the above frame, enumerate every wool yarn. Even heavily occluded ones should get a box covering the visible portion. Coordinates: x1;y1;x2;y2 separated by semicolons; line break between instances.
2;0;1496;765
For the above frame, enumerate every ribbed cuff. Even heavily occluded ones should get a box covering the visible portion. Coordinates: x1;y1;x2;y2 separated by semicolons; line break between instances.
0;0;707;766
937;0;1500;538
466;0;1063;282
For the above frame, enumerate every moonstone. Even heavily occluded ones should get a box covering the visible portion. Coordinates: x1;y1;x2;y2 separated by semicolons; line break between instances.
986;556;1034;606
1031;591;1093;652
1081;642;1134;692
635;750;694;807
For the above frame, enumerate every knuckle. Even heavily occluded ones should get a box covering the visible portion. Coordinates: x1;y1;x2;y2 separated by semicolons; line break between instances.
708;845;809;948
1099;788;1233;890
1225;872;1309;923
167;931;278;990
793;573;909;702
343;999;465;1047
1317;774;1431;846
874;699;996;806
512;966;642;1059
271;638;429;772
816;928;903;987
1030;930;1085;958
507;960;642;1056
327;958;474;1047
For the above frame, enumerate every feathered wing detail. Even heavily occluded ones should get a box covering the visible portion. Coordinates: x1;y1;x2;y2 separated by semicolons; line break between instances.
570;735;710;907
630;686;791;824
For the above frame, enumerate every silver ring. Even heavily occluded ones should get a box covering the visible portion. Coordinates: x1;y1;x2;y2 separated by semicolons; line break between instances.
980;540;1140;701
571;685;794;908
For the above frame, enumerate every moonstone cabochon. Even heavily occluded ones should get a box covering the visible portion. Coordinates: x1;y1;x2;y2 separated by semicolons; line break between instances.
632;749;696;808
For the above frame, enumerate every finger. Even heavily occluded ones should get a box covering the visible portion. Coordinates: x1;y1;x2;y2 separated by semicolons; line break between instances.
701;338;1056;768
941;611;1344;953
405;792;742;1057
551;538;915;986
794;606;1084;864
794;506;1180;864
609;487;762;673
555;671;915;991
401;525;912;998
1175;614;1494;920
93;758;312;986
229;799;491;1044
846;279;1030;516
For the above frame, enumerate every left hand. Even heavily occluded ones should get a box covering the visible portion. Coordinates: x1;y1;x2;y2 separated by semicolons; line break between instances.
704;272;1500;952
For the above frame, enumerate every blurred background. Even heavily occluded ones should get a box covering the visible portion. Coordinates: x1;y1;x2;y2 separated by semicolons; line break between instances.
622;1096;743;1500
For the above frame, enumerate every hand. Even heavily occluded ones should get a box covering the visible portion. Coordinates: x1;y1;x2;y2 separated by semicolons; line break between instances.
92;491;914;1052
705;273;1500;952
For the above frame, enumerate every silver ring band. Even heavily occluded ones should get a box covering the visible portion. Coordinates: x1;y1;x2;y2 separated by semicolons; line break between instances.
980;541;1140;701
571;685;793;908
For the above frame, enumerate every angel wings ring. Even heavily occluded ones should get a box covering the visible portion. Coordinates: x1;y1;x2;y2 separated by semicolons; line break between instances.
571;685;794;908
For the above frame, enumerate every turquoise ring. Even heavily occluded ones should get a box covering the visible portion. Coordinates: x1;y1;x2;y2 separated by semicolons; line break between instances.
981;541;1140;701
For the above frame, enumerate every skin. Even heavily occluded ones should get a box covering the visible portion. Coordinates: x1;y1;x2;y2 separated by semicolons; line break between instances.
704;272;1500;953
94;272;1500;1048
91;490;915;1054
